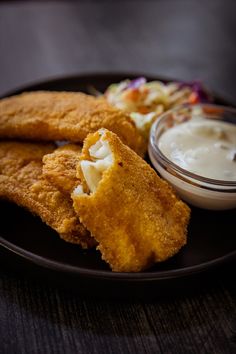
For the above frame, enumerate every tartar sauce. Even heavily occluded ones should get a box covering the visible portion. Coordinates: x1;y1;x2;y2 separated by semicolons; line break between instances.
158;118;236;181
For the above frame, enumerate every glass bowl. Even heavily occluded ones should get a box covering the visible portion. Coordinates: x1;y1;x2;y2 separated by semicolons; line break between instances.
148;104;236;210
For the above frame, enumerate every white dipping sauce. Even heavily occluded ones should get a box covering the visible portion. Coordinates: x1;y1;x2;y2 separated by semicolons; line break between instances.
159;118;236;181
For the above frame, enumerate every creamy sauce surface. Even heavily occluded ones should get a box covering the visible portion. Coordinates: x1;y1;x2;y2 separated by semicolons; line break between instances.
159;118;236;181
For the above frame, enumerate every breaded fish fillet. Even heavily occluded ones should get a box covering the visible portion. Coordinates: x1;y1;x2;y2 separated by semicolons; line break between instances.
0;91;145;156
42;144;81;195
72;129;190;272
0;141;95;248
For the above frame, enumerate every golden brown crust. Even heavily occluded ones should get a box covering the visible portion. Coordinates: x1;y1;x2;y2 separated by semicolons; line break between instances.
72;130;190;272
0;91;146;156
43;144;81;194
0;141;95;248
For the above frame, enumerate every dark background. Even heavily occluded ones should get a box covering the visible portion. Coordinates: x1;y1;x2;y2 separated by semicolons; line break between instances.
0;1;236;353
0;0;236;102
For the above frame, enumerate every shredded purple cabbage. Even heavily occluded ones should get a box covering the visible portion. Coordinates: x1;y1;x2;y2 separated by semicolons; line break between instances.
127;77;147;90
177;80;212;102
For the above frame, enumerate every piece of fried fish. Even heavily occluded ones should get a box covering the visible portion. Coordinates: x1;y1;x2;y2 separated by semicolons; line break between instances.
42;144;81;195
71;129;190;272
0;91;145;156
0;141;95;248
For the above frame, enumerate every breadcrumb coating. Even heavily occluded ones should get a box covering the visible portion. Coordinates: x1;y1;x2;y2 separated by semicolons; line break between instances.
0;141;95;248
72;129;190;272
0;91;146;156
43;144;81;195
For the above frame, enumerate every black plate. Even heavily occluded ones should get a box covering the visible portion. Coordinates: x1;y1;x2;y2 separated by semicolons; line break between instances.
0;73;236;296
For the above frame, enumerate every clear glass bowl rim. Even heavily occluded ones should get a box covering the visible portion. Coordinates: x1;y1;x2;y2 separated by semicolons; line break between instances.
149;103;236;191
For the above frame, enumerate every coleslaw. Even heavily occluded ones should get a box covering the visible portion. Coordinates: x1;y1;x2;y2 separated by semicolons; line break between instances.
105;78;211;139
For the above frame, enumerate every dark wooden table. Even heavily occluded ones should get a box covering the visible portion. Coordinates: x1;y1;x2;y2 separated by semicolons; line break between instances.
0;1;236;353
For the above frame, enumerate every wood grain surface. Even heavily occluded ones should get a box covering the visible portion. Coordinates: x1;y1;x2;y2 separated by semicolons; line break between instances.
0;250;236;354
0;1;236;353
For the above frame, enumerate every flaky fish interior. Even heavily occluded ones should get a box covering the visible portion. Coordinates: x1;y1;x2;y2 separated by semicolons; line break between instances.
73;131;113;195
72;129;190;272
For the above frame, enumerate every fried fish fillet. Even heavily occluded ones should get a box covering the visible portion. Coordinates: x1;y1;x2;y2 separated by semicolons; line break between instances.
0;141;95;248
0;91;145;156
72;129;190;272
42;144;81;195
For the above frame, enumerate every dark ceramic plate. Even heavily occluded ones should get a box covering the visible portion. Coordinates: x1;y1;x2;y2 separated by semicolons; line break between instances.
0;73;235;295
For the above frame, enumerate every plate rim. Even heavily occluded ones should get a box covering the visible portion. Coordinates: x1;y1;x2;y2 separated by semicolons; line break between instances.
0;71;173;97
0;72;235;282
0;235;236;281
1;71;234;108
